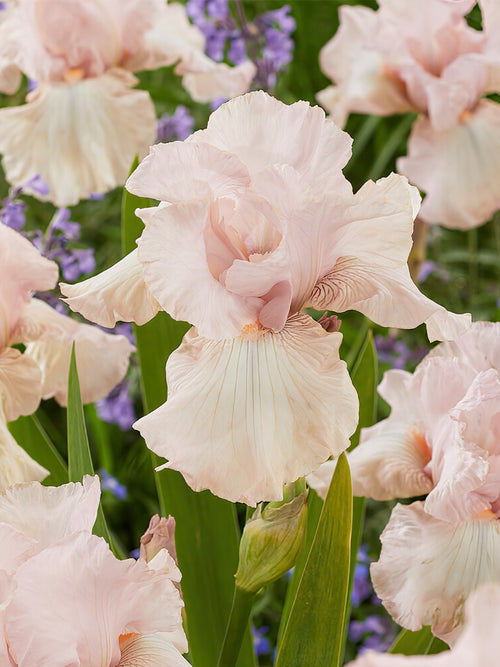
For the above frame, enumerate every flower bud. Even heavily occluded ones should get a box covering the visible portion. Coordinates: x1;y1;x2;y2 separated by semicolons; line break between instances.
235;483;308;593
140;514;177;563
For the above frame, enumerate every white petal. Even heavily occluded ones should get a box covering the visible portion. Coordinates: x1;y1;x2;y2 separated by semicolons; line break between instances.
371;502;500;644
179;57;256;103
398;100;500;229
0;347;42;422
0;419;47;492
135;313;359;505
0;70;156;206
118;633;190;666
60;249;160;328
20;299;134;406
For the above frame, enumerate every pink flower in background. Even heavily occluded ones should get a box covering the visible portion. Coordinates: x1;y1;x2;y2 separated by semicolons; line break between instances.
0;476;188;665
61;91;469;505
0;0;255;206
345;583;500;666
309;322;500;645
0;223;134;489
318;0;500;229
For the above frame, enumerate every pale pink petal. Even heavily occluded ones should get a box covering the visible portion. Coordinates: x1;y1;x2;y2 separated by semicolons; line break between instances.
0;419;48;492
0;347;42;422
346;650;446;667
371;502;500;644
6;532;184;666
178;56;256;103
135;313;359;505
136;198;269;339
0;70;156;206
0;224;58;347
305;174;470;341
19;299;134;405
317;5;412;126
118;633;190;667
0;475;100;548
398;100;500;229
188;91;353;195
429;321;500;375
348;422;433;501
126;141;251;203
60;249;160;328
306;459;337;501
0;523;36;572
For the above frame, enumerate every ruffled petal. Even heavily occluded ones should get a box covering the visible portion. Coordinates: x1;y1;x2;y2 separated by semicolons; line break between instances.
19;299;134;405
0;69;156;206
60;249;160;328
0;224;58;348
0;475;100;549
126;141;251;203
5;532;184;666
188;91;353;195
429;321;500;374
118;633;190;667
348;422;434;501
398;100;500;229
135;313;359;505
317;5;412;126
0;419;48;492
136;199;266;339
306;174;470;341
371;502;500;644
0;347;42;422
178;57;256;104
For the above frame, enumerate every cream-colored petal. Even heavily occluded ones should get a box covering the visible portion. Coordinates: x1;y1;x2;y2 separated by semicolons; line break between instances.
0;224;58;348
371;502;500;645
20;299;134;406
135;313;359;505
348;422;433;501
398;100;500;229
306;459;337;500
60;249;160;328
429;321;500;374
179;57;256;104
0;347;42;422
306;174;470;341
0;69;156;206
126;141;250;203
118;633;190;666
0;419;47;492
0;475;100;548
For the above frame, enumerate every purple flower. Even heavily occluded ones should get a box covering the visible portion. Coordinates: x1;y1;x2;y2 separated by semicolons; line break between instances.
96;380;136;431
98;469;128;501
1;199;26;230
252;625;271;656
374;334;427;370
59;248;96;281
23;174;50;196
51;207;80;240
157;105;196;143
417;260;450;283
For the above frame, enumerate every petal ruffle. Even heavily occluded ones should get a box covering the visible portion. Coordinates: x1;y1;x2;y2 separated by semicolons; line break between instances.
126;141;251;203
0;69;156;206
19;299;134;406
5;532;184;666
135;313;359;505
371;502;500;644
398;100;500;229
305;174;470;341
60;249;160;328
188;91;353;195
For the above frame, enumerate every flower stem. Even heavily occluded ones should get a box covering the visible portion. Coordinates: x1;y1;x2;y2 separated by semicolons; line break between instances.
217;586;256;667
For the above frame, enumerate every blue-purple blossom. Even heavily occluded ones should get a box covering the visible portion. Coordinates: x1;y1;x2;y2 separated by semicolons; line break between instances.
186;0;295;90
157;105;196;143
98;469;128;500
96;380;136;431
349;614;396;654
1;198;26;230
374;333;427;370
418;260;450;283
251;625;271;656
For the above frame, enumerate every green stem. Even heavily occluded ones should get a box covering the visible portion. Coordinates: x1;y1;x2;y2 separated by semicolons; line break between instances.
217;586;256;667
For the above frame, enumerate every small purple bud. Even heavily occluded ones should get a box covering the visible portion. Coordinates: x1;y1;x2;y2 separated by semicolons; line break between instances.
23;174;50;196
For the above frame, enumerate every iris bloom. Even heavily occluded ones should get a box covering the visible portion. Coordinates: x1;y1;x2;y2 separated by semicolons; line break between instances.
0;223;134;489
310;323;500;644
61;91;469;505
0;0;255;206
318;0;500;229
0;476;188;665
345;584;500;666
